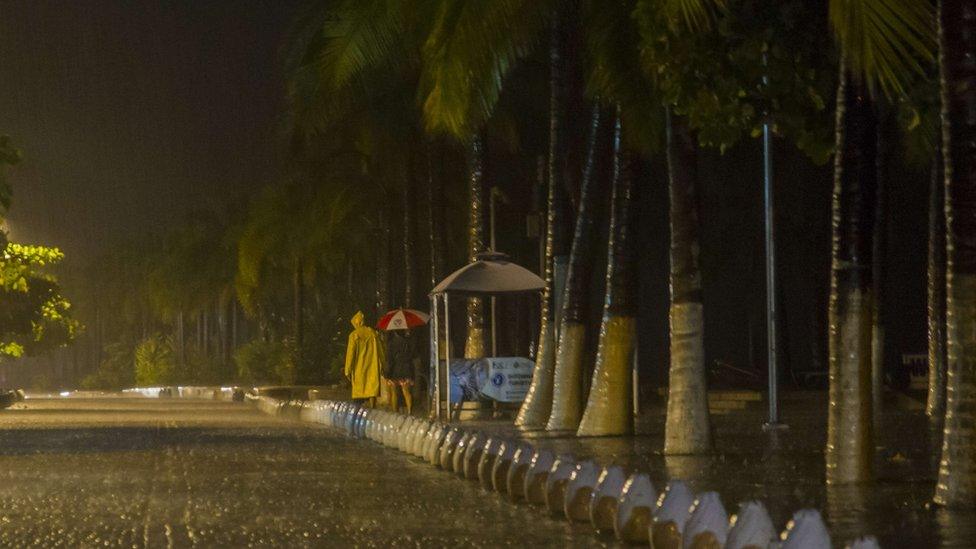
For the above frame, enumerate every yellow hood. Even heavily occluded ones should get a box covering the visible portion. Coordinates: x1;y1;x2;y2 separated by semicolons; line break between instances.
351;311;365;329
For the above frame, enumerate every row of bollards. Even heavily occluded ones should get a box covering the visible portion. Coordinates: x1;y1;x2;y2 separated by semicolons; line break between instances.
256;398;881;549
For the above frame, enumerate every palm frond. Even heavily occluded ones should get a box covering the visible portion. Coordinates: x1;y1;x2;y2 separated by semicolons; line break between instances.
280;0;342;75
830;0;936;98
659;0;725;31
319;0;409;90
420;0;549;138
585;0;663;153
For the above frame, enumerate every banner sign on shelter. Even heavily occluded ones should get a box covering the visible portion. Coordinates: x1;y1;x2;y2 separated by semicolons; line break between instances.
475;357;534;402
433;357;535;403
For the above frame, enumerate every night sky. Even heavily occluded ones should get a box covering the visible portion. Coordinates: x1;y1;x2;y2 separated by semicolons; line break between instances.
0;0;298;260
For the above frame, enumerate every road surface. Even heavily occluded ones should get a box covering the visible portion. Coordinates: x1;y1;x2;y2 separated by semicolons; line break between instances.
0;398;592;547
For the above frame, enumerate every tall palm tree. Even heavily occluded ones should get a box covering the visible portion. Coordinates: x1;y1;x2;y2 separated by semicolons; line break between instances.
872;114;890;435
547;104;610;432
516;118;562;427
402;176;415;308
663;109;713;454
516;3;580;430
926;142;947;419
464;135;488;358
236;176;356;338
0;135;21;223
424;141;446;289
934;0;976;508
826;65;878;485
577;110;638;437
826;0;935;485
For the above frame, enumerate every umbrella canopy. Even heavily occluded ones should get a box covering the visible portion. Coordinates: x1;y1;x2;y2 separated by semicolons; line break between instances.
376;308;430;330
430;251;544;295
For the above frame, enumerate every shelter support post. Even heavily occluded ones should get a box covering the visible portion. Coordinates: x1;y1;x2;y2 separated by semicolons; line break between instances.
431;295;440;420
633;345;639;417
444;293;452;421
491;296;497;357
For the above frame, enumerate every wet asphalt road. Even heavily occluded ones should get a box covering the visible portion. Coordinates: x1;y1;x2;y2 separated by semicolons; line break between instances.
0;398;591;547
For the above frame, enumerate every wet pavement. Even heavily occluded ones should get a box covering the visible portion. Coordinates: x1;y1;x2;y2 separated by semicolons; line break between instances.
0;398;593;547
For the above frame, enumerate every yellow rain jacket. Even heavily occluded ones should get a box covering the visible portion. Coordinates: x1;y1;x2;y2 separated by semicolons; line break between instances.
344;311;385;399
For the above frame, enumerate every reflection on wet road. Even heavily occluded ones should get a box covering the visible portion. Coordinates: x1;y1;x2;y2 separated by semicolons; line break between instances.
0;398;591;547
500;392;976;548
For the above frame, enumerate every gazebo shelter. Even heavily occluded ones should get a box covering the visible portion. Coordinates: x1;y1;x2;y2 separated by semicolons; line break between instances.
428;251;544;420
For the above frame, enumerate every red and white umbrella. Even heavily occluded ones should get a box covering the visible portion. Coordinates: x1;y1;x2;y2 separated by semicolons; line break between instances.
376;308;430;331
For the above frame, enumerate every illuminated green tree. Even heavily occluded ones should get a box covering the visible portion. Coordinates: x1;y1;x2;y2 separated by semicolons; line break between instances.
0;139;79;361
0;242;79;359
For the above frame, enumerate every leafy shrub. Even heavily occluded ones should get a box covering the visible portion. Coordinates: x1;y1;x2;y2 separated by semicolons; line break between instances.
80;339;137;389
134;332;177;386
234;337;295;385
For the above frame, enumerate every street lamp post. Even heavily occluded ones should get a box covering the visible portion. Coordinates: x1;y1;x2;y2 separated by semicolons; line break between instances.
763;53;786;431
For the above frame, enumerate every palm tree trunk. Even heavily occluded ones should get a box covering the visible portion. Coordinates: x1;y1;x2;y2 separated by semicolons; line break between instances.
376;210;390;318
663;109;713;455
403;182;414;309
177;310;185;369
202;307;210;357
549;1;575;334
464;134;487;358
872;117;889;436
222;301;230;367
294;257;304;359
927;144;947;419
935;0;976;508
426;141;445;289
826;65;877;485
515;9;575;428
577;110;637;437
231;301;238;352
548;104;609;431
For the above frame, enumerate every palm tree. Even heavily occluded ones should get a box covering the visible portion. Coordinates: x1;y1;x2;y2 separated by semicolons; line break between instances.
424;141;447;289
934;0;976;508
237;176;356;343
515;129;561;428
662;109;713;454
825;65;878;485
0;135;21;223
577;110;639;437
464;135;488;358
826;0;935;484
515;2;581;430
926;142;947;419
400;187;412;309
872;115;890;435
547;104;610;431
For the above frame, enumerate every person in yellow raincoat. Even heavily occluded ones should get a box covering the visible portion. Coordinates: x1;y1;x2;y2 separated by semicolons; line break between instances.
344;311;385;406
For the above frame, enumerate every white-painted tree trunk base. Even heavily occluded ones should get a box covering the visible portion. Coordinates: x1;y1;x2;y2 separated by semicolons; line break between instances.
665;302;713;454
546;321;586;431
826;287;873;484
935;272;976;507
577;316;635;436
516;318;556;429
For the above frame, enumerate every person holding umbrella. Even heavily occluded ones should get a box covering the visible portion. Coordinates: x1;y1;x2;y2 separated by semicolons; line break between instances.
385;329;417;413
376;308;429;414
